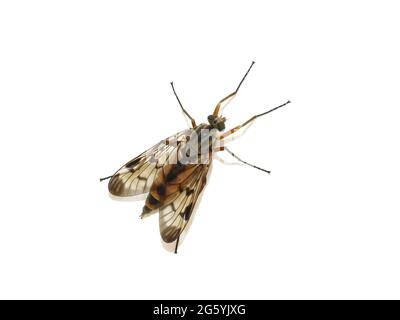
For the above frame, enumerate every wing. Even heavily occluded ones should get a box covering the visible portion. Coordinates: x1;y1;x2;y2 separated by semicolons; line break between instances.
158;163;210;243
108;129;191;197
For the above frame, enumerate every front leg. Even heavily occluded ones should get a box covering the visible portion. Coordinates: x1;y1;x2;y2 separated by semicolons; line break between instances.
212;61;255;116
219;100;291;140
170;82;197;128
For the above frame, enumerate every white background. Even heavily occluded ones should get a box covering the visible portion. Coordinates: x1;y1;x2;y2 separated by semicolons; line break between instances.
1;1;399;299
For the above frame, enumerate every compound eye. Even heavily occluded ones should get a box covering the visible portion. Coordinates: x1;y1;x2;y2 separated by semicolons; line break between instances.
208;115;216;124
217;122;225;131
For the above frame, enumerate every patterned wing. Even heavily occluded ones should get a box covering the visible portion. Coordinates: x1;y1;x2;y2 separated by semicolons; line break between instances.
108;129;190;197
158;163;210;243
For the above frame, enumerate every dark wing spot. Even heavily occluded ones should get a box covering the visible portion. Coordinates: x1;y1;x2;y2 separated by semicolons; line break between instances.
125;157;140;168
166;163;184;182
161;226;181;243
166;170;177;182
180;204;193;221
156;184;166;196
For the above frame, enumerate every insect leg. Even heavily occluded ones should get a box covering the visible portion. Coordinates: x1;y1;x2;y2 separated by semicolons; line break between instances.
216;146;271;174
170;82;197;128
212;61;255;116
219;100;291;140
99;175;113;182
174;235;180;254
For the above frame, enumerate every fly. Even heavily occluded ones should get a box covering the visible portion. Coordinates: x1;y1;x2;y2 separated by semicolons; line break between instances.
101;61;290;253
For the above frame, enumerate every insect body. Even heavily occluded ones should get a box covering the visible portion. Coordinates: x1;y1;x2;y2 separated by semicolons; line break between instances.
101;62;290;253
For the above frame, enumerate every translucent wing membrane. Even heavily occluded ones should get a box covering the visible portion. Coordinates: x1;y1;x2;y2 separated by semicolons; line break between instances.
108;129;191;197
108;126;212;245
159;163;210;243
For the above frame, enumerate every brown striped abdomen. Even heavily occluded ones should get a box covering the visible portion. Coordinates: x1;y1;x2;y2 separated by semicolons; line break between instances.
142;163;198;215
